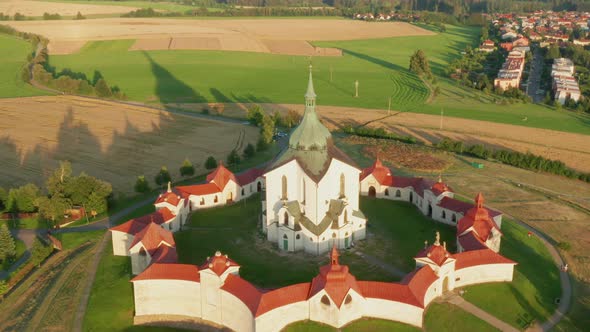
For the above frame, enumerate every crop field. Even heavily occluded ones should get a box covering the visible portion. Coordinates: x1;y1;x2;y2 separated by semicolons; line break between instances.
0;96;258;193
11;22;582;135
0;0;140;17
0;34;48;98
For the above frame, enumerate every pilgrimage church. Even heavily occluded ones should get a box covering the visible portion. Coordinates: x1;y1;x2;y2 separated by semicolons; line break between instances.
108;67;517;331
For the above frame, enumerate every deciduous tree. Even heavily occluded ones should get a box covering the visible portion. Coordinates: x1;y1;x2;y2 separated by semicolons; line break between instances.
205;156;217;170
154;166;172;186
134;175;151;193
180;158;195;176
243;143;256;159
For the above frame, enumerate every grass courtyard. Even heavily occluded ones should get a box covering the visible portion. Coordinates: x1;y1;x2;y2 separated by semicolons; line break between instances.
43;25;590;134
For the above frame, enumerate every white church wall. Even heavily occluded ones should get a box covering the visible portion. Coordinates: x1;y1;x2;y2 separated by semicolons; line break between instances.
333;290;365;327
220;291;255;332
188;192;223;211
317;159;360;220
308;290;341;328
112;231;133;256
454;264;515;288
264;160;299;227
133;280;201;318
129;244;152;275
363;298;423;327
255;301;309;332
199;270;224;325
221;180;239;203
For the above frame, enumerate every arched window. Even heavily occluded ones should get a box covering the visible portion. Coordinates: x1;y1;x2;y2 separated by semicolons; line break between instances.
339;173;346;198
296;234;301;240
281;176;288;200
452;214;457;222
200;198;205;206
214;196;218;203
442;210;446;219
283;234;288;239
385;188;389;196
395;190;401;197
344;294;352;305
321;295;330;306
139;247;147;257
283;211;289;225
332;232;337;238
241;188;245;196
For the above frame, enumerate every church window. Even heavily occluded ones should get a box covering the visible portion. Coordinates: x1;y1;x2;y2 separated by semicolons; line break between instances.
296;234;301;240
283;212;289;225
339;173;346;198
344;294;352;305
139;247;146;257
344;210;348;223
385;188;389;196
241;188;245;196
442;210;446;219
302;178;306;202
332;232;337;238
283;234;288;239
395;190;401;197
310;237;313;241
214;196;218;203
321;295;330;306
200;198;205;206
282;176;288;200
452;214;457;222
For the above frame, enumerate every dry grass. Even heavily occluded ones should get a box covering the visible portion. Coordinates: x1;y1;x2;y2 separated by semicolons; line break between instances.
184;103;590;173
0;0;138;16
0;96;258;193
5;18;435;55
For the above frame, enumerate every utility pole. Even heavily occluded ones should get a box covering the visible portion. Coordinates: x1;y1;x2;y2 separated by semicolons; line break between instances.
354;80;359;98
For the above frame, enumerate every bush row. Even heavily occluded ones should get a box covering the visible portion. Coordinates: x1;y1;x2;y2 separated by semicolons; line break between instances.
122;6;353;18
436;138;590;183
341;125;417;144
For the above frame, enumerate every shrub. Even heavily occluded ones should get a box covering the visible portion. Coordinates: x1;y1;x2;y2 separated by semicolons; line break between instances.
243;143;256;159
134;175;151;193
226;149;241;165
556;241;571;251
21;65;30;83
0;12;9;21
0;280;8;296
247;105;265;126
31;237;53;267
94;78;112;97
13;12;26;21
74;12;85;20
154;166;172;186
205;156;217;170
180;158;195;177
43;13;61;20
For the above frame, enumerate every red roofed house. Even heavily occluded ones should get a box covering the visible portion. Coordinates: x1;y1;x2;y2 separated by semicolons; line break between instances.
128;222;176;274
457;193;503;253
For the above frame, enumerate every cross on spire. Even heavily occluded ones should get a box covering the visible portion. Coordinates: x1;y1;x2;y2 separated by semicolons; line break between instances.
434;231;441;246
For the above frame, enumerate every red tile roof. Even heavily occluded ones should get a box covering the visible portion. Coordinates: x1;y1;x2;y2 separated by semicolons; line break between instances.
131;263;200;282
457;232;488;252
129;222;175;255
431;180;451;196
151;245;178;264
457;194;502;243
256;282;311;317
176;183;221;196
415;243;451;266
452;249;516;270
357;281;421;307
236;168;264;186
155;190;183;206
402;266;438;307
439;196;501;218
221;273;262;316
200;251;240;276
360;159;393;186
207;163;238;190
109;207;175;235
308;247;362;307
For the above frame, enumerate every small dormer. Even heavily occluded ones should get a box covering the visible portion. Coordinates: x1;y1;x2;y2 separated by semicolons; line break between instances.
414;232;454;276
199;251;240;282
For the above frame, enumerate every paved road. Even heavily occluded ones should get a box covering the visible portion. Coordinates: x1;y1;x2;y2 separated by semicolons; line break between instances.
526;46;544;103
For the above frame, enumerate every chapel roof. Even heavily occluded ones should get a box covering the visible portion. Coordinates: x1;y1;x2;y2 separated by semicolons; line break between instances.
457;193;502;242
129;221;175;255
199;250;240;276
452;248;516;270
109;207;175;235
206;163;238;189
131;263;200;282
360;158;393;186
415;232;452;266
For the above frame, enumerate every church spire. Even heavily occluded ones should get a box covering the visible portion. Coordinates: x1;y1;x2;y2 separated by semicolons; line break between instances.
305;63;317;102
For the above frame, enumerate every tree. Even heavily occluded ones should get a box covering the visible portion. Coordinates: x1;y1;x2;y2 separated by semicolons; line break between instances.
36;195;70;228
243;143;256;159
0;186;7;210
205;156;217;170
154;166;171;186
134;175;151;193
74;11;85;20
0;223;16;262
409;49;432;78
246;105;265;126
91;70;103;86
257;114;275;151
65;172;111;209
227;149;241;165
0;280;8;296
7;184;40;213
94;78;112;98
31;237;53;267
546;45;561;60
481;26;489;42
180;158;195;177
46;161;72;197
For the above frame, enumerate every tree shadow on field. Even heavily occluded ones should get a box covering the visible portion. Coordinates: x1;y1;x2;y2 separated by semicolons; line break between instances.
143;51;207;105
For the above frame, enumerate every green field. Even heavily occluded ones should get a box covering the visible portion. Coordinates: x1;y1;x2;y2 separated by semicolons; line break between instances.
0;34;48;98
45;24;590;134
39;0;223;13
462;219;561;329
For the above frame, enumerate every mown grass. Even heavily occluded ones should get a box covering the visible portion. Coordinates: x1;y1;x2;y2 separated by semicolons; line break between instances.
55;229;105;250
0;34;49;98
462;219;561;329
46;24;590;134
0;239;26;271
423;303;499;332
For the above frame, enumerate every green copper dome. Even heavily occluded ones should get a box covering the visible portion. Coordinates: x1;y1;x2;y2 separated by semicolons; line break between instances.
288;66;331;151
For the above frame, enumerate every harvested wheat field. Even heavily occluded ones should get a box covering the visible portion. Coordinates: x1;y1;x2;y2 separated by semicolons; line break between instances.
189;103;590;173
0;96;258;193
5;18;435;55
0;0;138;16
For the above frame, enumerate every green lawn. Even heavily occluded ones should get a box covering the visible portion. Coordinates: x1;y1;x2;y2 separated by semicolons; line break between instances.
55;229;105;250
461;219;561;330
423;303;499;332
46;25;590;134
0;217;50;229
0;34;48;98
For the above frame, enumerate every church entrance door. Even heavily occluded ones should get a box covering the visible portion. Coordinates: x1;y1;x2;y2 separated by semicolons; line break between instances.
368;186;376;197
442;277;449;293
257;181;262;192
345;237;349;248
283;239;288;250
428;204;433;217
